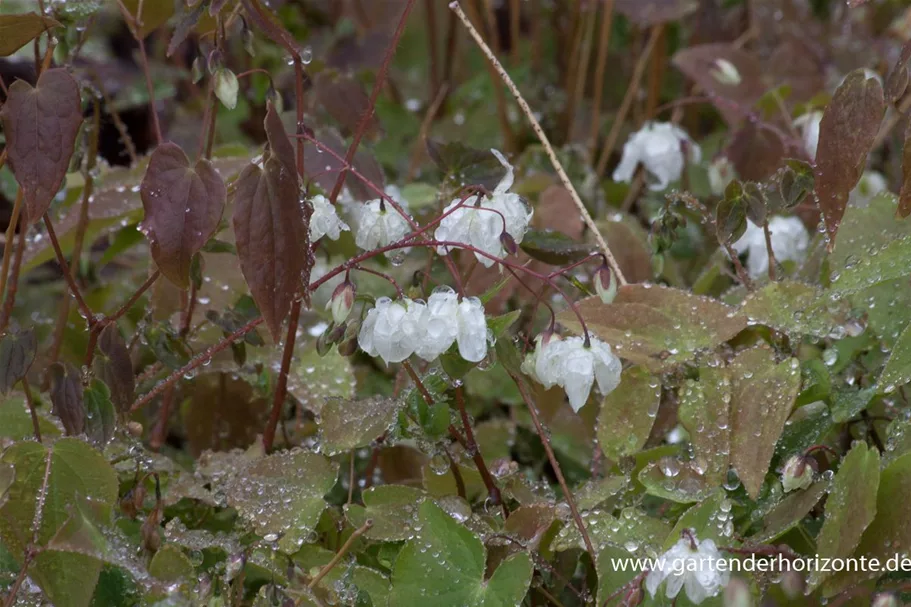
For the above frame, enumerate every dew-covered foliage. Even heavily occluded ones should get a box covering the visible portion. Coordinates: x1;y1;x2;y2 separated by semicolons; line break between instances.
4;1;911;606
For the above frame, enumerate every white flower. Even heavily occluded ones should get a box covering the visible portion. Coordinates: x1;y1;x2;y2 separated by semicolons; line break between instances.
413;289;460;361
793;111;822;160
352;194;413;254
359;290;490;364
308;195;349;242
731;216;809;278
456;297;488;362
522;335;621;412
434;149;533;268
413;288;489;362
358;297;424;364
645;534;730;604
708;156;736;196
848;170;887;208
612;122;702;191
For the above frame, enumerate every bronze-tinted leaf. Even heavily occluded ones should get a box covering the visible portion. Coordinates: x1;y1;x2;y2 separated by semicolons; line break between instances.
240;0;301;54
815;70;885;247
728;347;801;499
48;362;85;436
183;372;269;456
166;0;208;57
0;68;82;225
92;324;135;413
83;379;116;446
305;126;386;201
899;124;911;219
596;367;660;460
560;285;747;371
886;39;911;105
0;329;36;396
0;13;61;56
726;121;785;182
233;103;307;339
672;44;766;124
139;142;227;288
615;0;698;26
314;72;381;137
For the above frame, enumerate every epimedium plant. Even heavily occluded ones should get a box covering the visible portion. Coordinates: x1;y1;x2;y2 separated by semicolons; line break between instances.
2;0;911;606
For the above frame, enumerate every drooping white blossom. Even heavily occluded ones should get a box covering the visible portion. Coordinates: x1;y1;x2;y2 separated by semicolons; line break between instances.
434;149;533;268
359;290;490;364
793;110;822;160
848;170;888;208
413;289;460;361
612;122;702;191
456;297;489;362
645;534;730;604
522;334;622;411
308;194;349;242
731;216;809;278
352;187;413;254
358;297;424;364
781;455;814;493
708;156;736;196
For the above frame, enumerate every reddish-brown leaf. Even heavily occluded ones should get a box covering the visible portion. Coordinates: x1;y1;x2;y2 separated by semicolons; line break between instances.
0;13;61;56
241;0;301;54
672;44;766;124
304;127;385;201
726;121;786;182
139;142;227;288
815;70;885;246
93;324;135;413
615;0;698;26
233;103;308;339
886;39;911;105
0;329;36;396
48;362;85;436
314;72;381;138
0;68;82;226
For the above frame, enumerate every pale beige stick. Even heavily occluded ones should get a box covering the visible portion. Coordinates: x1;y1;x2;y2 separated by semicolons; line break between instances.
449;1;628;285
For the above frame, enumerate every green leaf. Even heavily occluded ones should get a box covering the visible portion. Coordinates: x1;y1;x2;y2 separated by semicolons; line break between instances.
0;396;60;441
663;490;731;548
750;482;827;543
877;322;911;393
830;234;911;294
597;366;660;460
487;310;520;338
319;396;402;455
149;544;194;582
284;344;356;414
678;366;731;484
826;450;911;594
390;501;532;606
830;386;876;423
741;281;850;338
226;450;338;553
344;485;427;541
0;13;61;56
0;438;118;607
519;229;595;265
425;140;506;191
810;442;880;590
83;380;116;447
728;347;801;498
562;285;747;371
553;507;670;553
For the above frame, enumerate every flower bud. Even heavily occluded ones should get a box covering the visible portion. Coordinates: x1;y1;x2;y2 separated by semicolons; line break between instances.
779;571;804;599
709;156;736;196
500;231;518;256
723;576;753;607
781;455;814;493
872;593;900;607
594;263;618;304
214;68;239;110
710;58;741;86
328;279;356;324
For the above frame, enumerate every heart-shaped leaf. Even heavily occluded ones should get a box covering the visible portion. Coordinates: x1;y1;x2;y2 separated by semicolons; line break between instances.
140;142;227;288
0;13;61;56
92;324;135;413
0;329;37;396
233;103;309;339
48;363;85;437
0;68;82;225
815;70;885;247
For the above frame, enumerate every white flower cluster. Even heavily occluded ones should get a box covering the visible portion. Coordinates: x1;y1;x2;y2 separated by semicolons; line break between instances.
645;533;730;604
358;288;489;365
522;334;621;412
613;122;702;191
731;216;809;278
435;149;533;268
